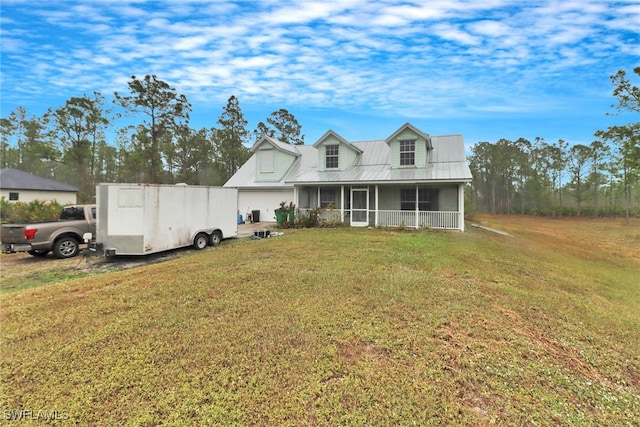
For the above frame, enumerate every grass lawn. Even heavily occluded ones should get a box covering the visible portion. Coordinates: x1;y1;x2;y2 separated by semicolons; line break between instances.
1;216;639;425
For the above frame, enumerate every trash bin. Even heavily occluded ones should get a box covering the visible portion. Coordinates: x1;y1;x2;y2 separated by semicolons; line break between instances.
251;210;260;223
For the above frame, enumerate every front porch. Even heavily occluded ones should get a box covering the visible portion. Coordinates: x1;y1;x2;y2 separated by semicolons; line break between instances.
294;183;466;231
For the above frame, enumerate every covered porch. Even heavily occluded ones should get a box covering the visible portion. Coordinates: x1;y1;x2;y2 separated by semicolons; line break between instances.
294;183;466;231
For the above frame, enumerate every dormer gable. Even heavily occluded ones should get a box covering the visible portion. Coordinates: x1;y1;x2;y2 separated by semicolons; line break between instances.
250;136;300;182
313;130;363;172
385;123;432;168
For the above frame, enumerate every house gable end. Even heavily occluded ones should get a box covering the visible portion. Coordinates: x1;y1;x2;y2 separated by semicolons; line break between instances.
250;137;300;182
313;130;362;172
385;123;432;169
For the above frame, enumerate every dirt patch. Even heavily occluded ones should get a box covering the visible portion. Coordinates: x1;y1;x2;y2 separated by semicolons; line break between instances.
0;224;277;292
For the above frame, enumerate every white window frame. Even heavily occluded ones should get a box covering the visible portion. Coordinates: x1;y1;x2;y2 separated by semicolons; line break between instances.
399;140;415;166
325;145;339;169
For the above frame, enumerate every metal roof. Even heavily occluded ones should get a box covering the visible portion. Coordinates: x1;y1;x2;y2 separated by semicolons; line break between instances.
0;168;78;192
225;125;472;188
313;130;363;153
250;136;301;156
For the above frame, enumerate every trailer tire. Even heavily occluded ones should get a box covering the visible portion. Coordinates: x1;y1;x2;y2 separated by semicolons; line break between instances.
210;231;222;247
28;249;50;257
53;237;80;259
193;233;209;250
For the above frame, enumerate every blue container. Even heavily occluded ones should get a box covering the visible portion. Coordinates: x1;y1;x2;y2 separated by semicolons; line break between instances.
237;214;243;224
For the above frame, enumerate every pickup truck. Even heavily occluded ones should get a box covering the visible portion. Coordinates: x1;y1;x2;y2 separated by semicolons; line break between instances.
1;205;96;259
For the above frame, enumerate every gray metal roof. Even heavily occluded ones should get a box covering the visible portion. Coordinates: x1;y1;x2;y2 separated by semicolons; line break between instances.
313;130;363;153
0;168;78;192
250;136;301;156
224;125;472;188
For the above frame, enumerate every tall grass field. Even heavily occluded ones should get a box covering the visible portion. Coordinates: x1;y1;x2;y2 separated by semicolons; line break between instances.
1;216;639;425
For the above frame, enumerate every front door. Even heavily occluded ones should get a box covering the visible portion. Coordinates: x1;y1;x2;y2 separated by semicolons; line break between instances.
350;187;368;227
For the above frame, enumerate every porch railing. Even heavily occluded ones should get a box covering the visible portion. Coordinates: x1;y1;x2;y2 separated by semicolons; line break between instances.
297;209;342;222
297;209;461;230
378;210;460;230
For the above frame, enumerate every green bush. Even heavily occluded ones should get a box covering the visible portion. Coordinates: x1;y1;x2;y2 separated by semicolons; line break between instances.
277;208;343;229
0;198;64;224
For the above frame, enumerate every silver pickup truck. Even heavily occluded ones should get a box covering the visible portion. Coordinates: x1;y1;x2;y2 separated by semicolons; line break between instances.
1;204;96;259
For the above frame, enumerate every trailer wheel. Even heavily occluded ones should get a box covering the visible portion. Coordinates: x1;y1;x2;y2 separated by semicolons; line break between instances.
28;249;50;257
210;231;222;247
193;233;209;250
53;237;80;259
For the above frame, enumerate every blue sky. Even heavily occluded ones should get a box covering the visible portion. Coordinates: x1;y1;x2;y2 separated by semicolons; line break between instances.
1;0;639;149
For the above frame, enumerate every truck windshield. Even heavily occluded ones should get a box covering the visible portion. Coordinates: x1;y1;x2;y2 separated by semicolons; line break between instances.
60;207;86;221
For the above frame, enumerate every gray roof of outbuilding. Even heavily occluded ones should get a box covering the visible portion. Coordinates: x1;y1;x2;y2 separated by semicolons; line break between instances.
0;169;78;192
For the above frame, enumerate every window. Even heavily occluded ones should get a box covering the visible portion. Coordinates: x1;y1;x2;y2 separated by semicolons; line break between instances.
399;140;415;166
260;149;274;173
418;188;438;211
401;188;439;211
60;206;86;221
325;145;339;169
320;188;338;208
400;188;415;210
9;192;19;201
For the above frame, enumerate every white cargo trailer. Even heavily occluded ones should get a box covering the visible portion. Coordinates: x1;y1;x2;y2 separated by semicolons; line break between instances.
93;183;238;256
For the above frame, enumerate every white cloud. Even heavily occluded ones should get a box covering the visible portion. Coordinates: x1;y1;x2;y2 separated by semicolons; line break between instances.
0;0;638;144
431;23;480;46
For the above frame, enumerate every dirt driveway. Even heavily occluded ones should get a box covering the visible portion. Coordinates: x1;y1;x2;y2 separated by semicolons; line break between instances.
0;221;276;292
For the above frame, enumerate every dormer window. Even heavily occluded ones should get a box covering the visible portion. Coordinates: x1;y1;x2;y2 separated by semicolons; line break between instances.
400;140;415;166
325;145;339;169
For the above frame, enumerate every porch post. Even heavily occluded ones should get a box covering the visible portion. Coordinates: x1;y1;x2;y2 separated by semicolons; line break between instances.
415;186;419;229
375;185;379;226
340;185;345;224
458;183;465;231
293;185;298;211
317;187;321;208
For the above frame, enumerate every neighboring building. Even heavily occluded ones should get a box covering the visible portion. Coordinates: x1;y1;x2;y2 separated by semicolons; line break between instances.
224;123;472;231
0;169;78;205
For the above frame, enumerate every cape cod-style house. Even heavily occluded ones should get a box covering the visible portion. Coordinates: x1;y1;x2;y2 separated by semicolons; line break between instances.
224;123;472;231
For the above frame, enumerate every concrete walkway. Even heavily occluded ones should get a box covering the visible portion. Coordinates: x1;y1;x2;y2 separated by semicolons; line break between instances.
471;223;513;237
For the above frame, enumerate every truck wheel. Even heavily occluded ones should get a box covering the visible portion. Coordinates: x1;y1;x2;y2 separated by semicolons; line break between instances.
193;233;208;250
53;237;80;259
28;249;50;257
210;231;222;247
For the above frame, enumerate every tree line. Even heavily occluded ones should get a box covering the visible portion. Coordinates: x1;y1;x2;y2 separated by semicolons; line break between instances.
0;75;305;202
1;70;638;219
468;68;640;221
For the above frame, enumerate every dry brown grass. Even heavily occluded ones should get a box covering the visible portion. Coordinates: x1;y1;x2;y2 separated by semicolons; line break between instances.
1;216;639;425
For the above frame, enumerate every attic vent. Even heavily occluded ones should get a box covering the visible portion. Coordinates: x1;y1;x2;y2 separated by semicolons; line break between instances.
260;148;274;173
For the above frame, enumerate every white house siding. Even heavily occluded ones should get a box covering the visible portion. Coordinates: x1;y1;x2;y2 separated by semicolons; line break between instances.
238;189;294;223
1;189;77;205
